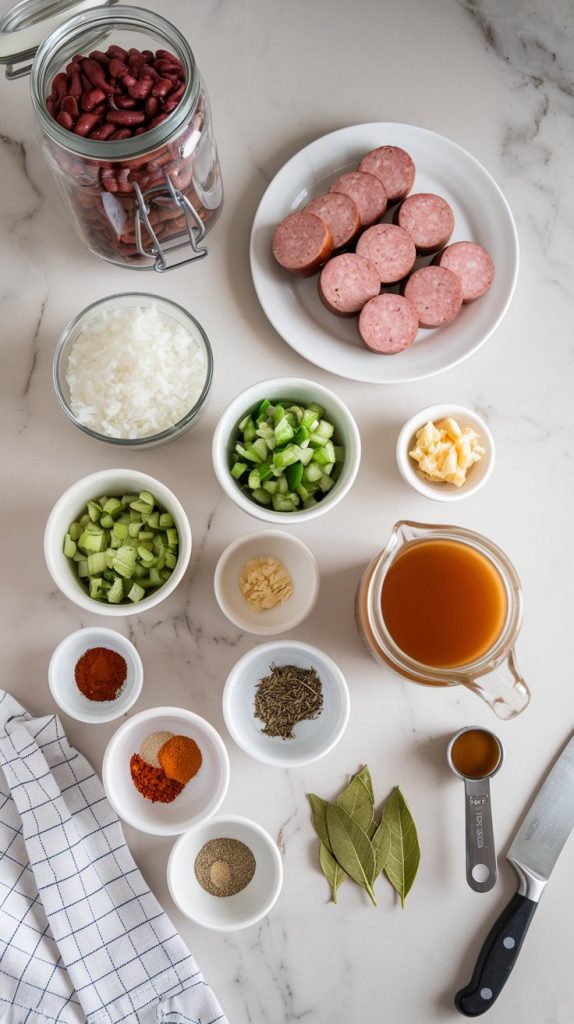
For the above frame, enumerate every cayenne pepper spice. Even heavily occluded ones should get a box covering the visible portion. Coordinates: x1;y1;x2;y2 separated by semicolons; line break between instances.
75;647;127;701
129;754;183;803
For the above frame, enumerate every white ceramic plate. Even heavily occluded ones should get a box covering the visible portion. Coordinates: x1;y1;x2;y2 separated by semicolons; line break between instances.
249;123;519;384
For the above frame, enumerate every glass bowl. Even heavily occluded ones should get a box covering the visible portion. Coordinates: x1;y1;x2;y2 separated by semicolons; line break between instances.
53;293;213;449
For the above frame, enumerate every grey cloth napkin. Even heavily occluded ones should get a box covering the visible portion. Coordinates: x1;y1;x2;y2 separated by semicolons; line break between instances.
0;691;228;1024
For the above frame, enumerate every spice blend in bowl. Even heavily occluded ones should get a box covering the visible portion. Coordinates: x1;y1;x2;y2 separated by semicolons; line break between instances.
130;732;203;802
102;707;229;835
223;640;349;767
168;815;283;931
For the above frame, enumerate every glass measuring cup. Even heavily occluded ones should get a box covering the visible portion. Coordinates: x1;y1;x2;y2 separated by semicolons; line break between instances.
447;727;503;893
355;521;530;720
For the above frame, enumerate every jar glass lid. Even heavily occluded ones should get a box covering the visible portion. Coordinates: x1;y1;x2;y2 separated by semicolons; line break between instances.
0;0;118;75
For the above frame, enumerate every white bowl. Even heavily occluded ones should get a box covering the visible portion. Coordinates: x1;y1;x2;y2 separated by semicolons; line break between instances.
102;707;230;836
44;468;192;616
214;530;320;636
211;377;361;523
167;814;283;931
396;404;495;502
222;640;350;767
48;627;143;724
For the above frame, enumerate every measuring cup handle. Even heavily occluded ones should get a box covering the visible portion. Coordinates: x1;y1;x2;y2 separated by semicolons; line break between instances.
467;649;530;720
464;778;497;893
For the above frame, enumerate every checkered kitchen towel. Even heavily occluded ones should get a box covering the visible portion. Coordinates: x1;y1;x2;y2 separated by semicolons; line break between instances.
0;691;228;1024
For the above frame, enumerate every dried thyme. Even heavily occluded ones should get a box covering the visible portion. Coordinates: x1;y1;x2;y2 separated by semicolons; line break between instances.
254;663;323;739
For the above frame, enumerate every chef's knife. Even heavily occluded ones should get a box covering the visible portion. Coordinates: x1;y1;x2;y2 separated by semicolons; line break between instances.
455;732;574;1016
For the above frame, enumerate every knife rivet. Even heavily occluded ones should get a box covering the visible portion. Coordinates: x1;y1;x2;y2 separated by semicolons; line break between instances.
503;936;516;949
480;988;493;1000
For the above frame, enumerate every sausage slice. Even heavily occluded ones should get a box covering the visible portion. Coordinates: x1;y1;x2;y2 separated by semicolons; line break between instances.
306;192;360;250
272;211;333;276
358;294;419;354
395;193;455;254
319;253;380;317
329;170;387;227
358;146;415;203
435;241;495;302
404;266;463;328
356;223;416;284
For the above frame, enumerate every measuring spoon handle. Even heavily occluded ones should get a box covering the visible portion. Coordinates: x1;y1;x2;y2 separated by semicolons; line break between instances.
464;778;497;892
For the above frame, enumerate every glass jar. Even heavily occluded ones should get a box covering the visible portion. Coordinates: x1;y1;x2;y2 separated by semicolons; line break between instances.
4;4;223;270
356;520;530;720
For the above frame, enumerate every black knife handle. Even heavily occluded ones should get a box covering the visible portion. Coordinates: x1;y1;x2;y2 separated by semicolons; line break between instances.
455;892;538;1016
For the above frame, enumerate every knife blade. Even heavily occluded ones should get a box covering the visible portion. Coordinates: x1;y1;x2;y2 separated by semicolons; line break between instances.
455;732;574;1016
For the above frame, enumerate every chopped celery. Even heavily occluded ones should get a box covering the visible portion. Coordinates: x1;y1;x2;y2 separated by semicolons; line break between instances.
64;491;179;604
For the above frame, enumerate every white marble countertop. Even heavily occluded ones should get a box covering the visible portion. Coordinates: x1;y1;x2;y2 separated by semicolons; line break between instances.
1;0;573;1021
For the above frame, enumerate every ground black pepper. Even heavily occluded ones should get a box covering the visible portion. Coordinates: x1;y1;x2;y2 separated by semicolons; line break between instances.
194;838;256;897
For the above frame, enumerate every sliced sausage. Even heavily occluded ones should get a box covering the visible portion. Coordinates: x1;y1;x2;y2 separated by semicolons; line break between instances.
404;266;463;328
358;146;415;203
319;253;380;317
356;223;416;284
435;241;495;302
395;193;455;254
272;211;333;276
329;170;387;227
306;192;360;250
358;294;419;354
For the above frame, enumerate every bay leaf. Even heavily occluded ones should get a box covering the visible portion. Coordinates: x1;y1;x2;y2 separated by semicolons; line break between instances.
319;841;347;902
326;803;377;905
381;787;421;908
308;793;331;849
371;817;391;877
336;766;374;833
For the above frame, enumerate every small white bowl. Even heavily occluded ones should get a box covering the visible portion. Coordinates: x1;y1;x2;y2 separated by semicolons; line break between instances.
212;376;361;523
102;707;230;836
222;640;350;768
167;814;283;931
396;404;495;502
44;468;192;616
48;627;143;724
214;530;320;636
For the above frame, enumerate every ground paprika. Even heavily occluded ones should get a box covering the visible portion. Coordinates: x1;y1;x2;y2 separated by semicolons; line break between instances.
74;646;127;701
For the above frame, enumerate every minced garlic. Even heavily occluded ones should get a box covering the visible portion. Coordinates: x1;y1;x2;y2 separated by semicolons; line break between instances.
239;556;294;611
409;417;485;487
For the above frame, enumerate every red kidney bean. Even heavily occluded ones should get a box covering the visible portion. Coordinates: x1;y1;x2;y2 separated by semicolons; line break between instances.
141;64;160;80
61;96;79;118
89;50;109;67
81;73;92;91
156;49;179;62
46;96;57;118
108;58;127;78
144;95;159;119
100;167;118;191
151;77;173;98
52;73;68;100
106;109;146;126
57;111;73;130
128;76;154;99
110;129;133;141
141;49;154;61
91;123;116;141
66;61;81;75
116;168;132;193
74;112;99;136
154;60;183;76
134;127;148;135
147;112;169;130
69;72;82;99
114;94;138;109
121;73;137;89
81;88;106;111
106;44;129;61
81;58;114;93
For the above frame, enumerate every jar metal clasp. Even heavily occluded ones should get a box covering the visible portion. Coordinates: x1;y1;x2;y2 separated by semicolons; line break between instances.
133;177;208;273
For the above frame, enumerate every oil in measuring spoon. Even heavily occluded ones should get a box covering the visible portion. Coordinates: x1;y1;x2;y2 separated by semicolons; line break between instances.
450;728;501;779
380;539;507;670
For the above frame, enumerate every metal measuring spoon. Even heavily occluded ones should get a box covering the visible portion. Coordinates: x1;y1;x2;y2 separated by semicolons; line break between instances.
447;727;503;893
